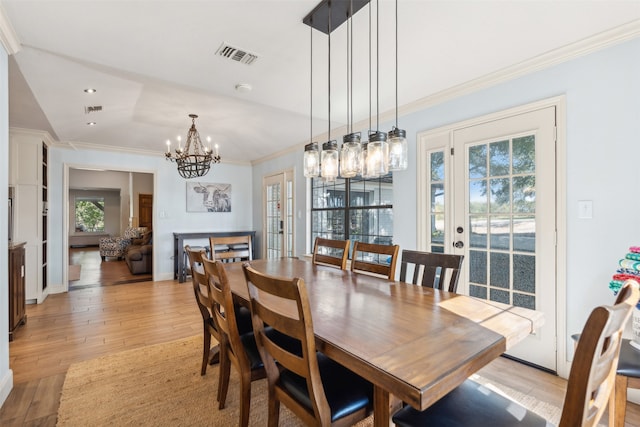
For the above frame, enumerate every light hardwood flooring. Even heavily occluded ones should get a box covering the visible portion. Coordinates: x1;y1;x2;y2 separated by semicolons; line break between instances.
2;258;640;426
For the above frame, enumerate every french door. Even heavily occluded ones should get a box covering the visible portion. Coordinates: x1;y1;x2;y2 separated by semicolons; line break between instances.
263;171;294;259
420;106;558;372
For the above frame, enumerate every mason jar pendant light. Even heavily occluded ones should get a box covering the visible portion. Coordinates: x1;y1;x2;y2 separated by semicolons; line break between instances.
367;0;388;179
340;0;361;179
320;3;339;182
303;21;320;179
387;0;408;171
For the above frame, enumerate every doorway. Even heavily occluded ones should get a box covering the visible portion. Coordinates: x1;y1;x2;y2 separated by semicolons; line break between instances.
263;170;294;259
417;99;565;374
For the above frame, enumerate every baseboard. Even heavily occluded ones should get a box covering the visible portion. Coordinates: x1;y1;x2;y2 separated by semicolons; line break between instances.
0;368;14;408
156;272;173;281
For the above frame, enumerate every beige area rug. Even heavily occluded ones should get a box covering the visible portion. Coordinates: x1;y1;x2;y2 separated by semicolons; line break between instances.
57;336;563;426
68;265;81;282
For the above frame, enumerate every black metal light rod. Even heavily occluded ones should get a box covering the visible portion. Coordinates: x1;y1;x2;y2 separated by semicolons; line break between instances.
303;0;370;34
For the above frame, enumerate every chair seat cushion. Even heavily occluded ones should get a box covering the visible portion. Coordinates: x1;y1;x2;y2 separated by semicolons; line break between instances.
392;379;552;427
235;305;253;336
617;339;640;378
279;353;372;422
239;332;266;370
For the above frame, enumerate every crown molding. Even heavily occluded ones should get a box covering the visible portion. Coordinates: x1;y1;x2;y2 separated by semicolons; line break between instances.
0;5;20;54
10;127;54;146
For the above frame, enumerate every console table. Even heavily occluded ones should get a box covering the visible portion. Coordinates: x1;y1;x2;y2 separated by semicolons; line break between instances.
173;231;256;283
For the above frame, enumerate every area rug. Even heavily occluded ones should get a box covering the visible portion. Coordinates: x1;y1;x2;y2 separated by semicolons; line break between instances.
56;335;563;426
68;265;81;282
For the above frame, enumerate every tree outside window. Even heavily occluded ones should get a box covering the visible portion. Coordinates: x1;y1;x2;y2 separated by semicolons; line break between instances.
75;198;105;232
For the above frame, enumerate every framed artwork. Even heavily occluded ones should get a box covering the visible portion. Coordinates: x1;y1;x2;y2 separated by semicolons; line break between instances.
186;182;232;212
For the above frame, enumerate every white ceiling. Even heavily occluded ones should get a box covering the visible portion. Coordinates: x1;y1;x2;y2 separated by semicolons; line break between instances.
2;0;640;164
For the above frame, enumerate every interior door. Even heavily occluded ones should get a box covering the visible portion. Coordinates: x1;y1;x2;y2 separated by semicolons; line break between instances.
452;106;557;372
264;171;294;259
138;194;153;230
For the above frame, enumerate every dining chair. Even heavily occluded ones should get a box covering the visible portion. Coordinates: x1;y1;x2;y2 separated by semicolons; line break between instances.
399;249;464;292
210;235;253;263
201;257;266;427
392;279;640;427
242;263;374;426
185;245;253;376
350;241;400;280
312;237;350;269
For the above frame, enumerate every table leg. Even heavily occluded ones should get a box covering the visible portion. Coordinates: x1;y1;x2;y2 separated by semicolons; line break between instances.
373;386;401;427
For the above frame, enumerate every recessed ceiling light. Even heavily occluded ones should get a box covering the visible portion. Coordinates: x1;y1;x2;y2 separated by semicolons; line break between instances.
87;122;96;126
235;83;252;93
84;88;96;93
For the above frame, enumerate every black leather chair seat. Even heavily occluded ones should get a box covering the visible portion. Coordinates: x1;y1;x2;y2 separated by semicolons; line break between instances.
239;331;265;370
617;338;640;378
235;305;253;335
392;379;552;427
279;353;373;422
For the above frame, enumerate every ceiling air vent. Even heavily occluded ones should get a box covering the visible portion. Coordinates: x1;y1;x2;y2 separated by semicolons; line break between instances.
215;43;258;65
84;105;102;114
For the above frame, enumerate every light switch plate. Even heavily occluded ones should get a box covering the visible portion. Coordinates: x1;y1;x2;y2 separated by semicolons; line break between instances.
578;200;593;219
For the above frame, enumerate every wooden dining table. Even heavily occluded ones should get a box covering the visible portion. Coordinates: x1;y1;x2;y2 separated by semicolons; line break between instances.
224;258;544;427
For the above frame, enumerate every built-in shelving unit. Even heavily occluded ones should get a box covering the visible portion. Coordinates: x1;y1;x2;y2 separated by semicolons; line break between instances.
42;142;48;291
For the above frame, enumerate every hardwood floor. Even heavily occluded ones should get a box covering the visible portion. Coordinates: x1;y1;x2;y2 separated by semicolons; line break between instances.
68;247;151;288
2;256;640;425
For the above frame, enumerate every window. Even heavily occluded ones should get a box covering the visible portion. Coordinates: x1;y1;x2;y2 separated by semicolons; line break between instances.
311;174;393;253
75;197;105;232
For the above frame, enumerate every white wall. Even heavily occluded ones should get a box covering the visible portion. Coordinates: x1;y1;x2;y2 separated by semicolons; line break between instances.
48;147;253;284
254;37;640;366
0;41;12;407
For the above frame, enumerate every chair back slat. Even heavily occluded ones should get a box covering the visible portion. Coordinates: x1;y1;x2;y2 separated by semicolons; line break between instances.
400;250;464;292
210;235;253;263
312;237;350;269
351;241;400;280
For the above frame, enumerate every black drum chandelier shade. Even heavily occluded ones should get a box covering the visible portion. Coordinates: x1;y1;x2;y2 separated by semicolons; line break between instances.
165;114;221;179
303;0;408;181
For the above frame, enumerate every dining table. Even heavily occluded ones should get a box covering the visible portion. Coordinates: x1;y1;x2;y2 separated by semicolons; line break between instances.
224;258;544;427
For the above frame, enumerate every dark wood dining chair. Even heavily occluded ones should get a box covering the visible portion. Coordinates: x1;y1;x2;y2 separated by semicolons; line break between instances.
392;280;640;427
210;235;253;263
185;245;221;376
312;237;350;269
350;241;400;280
399;249;464;292
201;258;266;427
242;263;374;426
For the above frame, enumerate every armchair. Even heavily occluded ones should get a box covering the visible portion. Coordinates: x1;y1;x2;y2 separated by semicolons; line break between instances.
99;227;147;261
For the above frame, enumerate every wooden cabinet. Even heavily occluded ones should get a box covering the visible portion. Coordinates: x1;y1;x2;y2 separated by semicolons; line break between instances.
9;242;27;341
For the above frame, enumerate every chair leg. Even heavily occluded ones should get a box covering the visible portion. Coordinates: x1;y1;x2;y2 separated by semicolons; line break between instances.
238;371;252;427
101;256;105;261
201;328;211;376
217;344;231;409
614;374;628;427
267;391;280;427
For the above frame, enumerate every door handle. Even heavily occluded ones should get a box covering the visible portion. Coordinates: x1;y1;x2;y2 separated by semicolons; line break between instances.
453;241;464;249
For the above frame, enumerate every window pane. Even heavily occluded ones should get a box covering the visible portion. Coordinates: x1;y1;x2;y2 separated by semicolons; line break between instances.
513;216;535;252
513;293;535;309
468;145;487;179
490;178;510;213
489;140;509;177
470;285;487;299
75;198;105;232
469;216;487;249
469;180;487;213
513;175;535;213
430;151;444;181
490;288;510;304
512;135;535;174
490;216;510;250
431;214;444;246
490;252;510;289
469;250;487;285
431;183;444;213
514;254;535;293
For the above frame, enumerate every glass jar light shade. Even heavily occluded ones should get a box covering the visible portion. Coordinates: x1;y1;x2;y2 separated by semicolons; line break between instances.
366;131;389;178
340;133;361;178
320;141;339;182
388;127;408;171
303;142;320;178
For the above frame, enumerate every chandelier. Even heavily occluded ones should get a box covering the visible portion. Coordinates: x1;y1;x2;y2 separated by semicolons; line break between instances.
303;0;407;181
165;114;221;179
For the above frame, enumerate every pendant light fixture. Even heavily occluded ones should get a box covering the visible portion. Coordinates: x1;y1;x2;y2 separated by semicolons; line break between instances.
340;0;361;179
366;0;389;178
320;4;339;182
303;20;320;178
388;0;408;171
